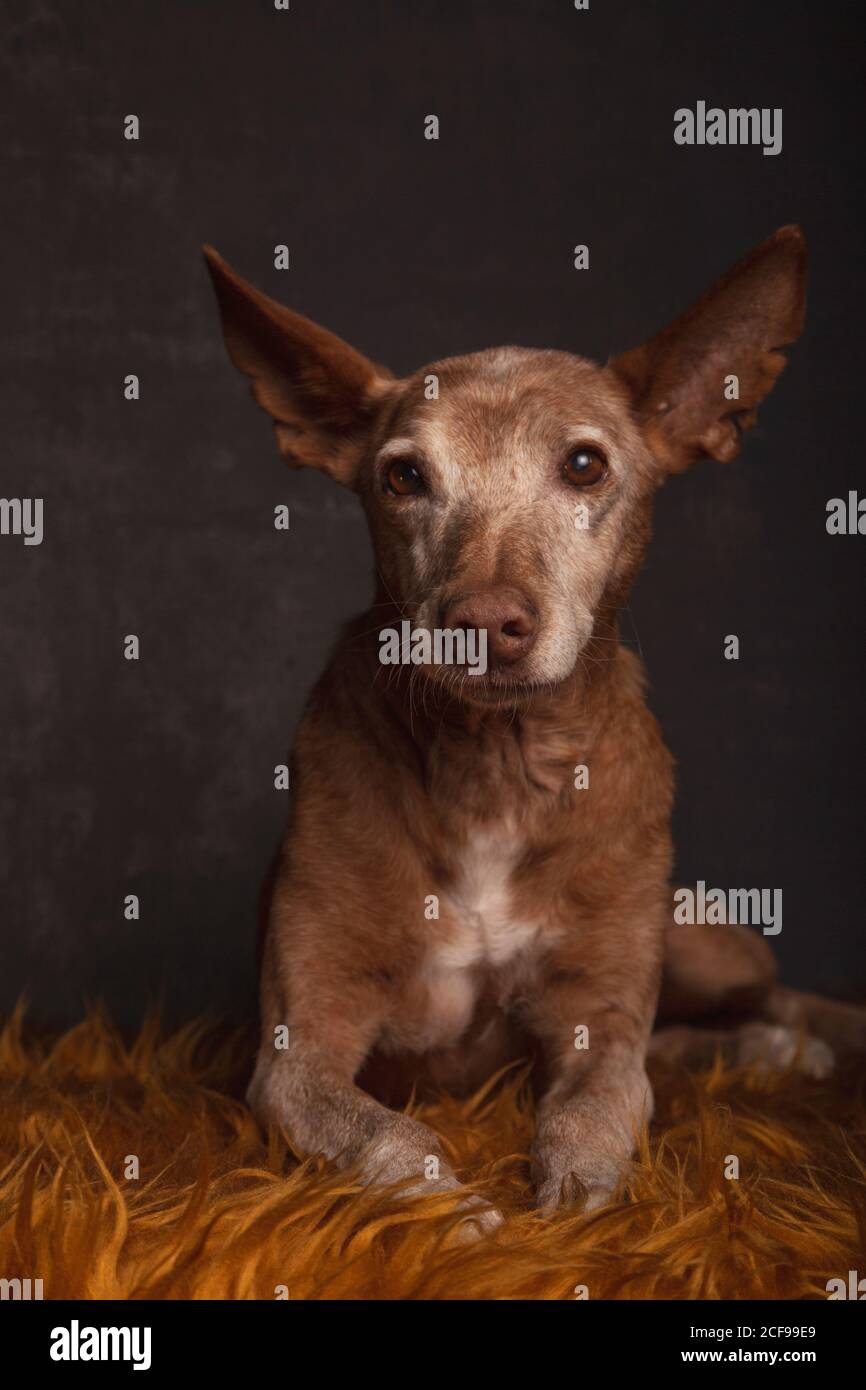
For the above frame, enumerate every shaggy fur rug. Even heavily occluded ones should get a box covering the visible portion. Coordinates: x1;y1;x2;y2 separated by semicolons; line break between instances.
1;1004;864;1300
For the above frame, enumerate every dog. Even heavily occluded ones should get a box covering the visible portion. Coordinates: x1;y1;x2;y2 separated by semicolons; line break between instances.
204;227;866;1219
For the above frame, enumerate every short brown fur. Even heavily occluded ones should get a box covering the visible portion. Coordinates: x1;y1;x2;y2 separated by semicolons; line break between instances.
205;229;864;1218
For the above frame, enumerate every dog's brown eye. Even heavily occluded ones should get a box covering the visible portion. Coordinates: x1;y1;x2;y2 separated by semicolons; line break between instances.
385;459;425;496
563;447;607;487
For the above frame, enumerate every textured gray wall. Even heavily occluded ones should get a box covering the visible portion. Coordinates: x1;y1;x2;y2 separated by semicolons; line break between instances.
2;0;864;1027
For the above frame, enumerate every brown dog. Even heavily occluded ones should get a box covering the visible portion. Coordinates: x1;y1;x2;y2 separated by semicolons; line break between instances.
205;228;865;1218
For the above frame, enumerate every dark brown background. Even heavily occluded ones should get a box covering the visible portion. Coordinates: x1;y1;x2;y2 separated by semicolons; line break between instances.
1;0;864;1027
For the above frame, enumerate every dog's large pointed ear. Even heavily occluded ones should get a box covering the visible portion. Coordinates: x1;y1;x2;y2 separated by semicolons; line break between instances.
610;226;807;474
203;247;395;487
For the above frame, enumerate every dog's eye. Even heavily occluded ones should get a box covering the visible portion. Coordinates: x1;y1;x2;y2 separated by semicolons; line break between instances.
563;447;607;488
385;459;425;496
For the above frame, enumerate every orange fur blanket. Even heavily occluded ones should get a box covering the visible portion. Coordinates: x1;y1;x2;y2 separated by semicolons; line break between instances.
1;1005;864;1299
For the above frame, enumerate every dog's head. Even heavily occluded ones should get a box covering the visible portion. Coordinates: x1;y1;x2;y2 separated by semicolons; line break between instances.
205;228;806;706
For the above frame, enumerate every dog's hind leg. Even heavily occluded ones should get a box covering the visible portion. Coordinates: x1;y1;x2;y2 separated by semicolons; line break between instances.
657;911;866;1056
760;985;866;1054
652;916;836;1076
657;918;778;1024
648;1018;835;1077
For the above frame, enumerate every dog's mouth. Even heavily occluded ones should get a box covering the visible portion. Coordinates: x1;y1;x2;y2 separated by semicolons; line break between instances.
418;663;564;708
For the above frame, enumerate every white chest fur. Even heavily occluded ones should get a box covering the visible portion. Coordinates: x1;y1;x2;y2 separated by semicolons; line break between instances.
439;824;538;967
420;824;540;1045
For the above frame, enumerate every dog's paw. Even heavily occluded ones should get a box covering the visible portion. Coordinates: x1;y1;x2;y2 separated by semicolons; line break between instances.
533;1153;625;1212
441;1194;505;1244
358;1114;454;1187
358;1116;502;1233
535;1176;619;1212
535;1175;613;1212
736;1023;835;1079
397;1172;504;1242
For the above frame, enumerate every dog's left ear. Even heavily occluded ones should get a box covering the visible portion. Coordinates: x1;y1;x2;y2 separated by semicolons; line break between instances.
610;226;807;474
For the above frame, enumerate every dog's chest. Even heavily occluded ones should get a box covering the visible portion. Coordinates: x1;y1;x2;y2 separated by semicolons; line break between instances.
419;824;540;1046
439;825;537;967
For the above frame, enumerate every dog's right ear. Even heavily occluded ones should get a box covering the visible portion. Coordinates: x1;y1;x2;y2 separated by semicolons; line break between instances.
203;247;395;487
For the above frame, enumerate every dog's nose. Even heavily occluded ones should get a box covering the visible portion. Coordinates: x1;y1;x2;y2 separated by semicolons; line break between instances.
442;588;537;668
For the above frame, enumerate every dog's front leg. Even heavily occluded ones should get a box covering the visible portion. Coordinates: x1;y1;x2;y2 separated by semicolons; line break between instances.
250;1046;455;1194
246;963;500;1229
248;1014;443;1190
525;966;658;1211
